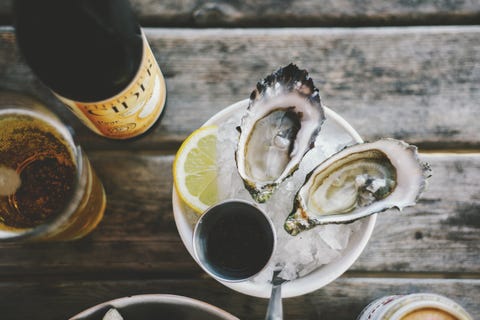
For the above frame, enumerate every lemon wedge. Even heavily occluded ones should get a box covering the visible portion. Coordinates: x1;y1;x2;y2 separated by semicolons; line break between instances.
173;125;218;214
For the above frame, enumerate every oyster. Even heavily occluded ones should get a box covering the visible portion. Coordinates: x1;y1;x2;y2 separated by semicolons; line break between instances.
285;139;431;235
235;64;325;202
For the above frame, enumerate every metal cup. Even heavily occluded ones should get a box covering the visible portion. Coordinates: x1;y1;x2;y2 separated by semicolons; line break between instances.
193;200;276;282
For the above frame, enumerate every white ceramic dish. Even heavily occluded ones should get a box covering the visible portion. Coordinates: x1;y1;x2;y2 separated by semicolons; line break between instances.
173;99;376;298
69;294;239;320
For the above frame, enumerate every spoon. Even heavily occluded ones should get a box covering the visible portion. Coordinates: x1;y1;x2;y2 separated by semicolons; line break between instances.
265;269;287;320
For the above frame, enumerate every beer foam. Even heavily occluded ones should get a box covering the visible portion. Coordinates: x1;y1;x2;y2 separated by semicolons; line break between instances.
0;166;21;196
401;308;458;320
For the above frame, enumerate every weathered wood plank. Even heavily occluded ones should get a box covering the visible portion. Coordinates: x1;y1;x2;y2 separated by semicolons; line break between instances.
133;0;480;27
0;153;478;275
1;0;480;27
0;153;198;277
356;153;480;273
1;278;478;320
1;27;479;150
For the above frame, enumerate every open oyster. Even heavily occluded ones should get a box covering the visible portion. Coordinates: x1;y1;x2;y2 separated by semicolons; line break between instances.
285;139;431;235
235;64;325;202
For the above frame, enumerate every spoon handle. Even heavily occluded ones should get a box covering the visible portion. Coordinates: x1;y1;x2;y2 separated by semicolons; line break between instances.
265;282;283;320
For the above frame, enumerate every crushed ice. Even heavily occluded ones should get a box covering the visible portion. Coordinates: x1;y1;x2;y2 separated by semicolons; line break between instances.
0;166;21;196
103;308;124;320
215;108;364;283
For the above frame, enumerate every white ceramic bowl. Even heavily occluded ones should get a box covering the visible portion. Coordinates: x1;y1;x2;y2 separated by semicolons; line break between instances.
69;294;239;320
173;100;376;298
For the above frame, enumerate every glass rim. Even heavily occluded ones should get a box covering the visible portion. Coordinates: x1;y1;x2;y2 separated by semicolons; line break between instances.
387;293;473;320
192;199;277;283
0;107;87;241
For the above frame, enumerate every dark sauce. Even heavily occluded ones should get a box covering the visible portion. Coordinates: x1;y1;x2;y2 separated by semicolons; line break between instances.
198;202;275;280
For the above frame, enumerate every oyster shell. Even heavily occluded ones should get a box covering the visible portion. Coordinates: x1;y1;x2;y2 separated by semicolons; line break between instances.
284;138;431;235
235;64;325;202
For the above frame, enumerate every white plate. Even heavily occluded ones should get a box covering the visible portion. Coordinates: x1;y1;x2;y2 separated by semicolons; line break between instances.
173;99;376;298
69;294;238;320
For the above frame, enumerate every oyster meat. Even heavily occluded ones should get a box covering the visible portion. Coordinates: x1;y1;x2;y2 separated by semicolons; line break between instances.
235;64;325;202
285;138;431;235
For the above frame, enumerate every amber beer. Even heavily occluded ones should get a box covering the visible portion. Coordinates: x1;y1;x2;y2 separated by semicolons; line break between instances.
356;293;473;320
0;92;106;241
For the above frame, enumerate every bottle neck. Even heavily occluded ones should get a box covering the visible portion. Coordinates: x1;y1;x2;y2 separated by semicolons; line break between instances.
14;0;144;101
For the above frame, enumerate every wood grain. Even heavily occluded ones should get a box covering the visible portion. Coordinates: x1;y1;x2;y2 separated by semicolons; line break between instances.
1;278;478;320
0;152;478;276
1;0;480;27
356;153;480;273
0;10;479;319
1;27;479;150
133;0;480;27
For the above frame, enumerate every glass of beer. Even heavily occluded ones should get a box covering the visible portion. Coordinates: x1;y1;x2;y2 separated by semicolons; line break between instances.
0;91;106;241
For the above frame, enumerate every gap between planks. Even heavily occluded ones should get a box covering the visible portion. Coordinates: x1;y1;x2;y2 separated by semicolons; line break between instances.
0;270;478;283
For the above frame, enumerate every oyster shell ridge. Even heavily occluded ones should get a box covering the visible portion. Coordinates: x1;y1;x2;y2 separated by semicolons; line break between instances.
235;63;326;203
284;138;431;235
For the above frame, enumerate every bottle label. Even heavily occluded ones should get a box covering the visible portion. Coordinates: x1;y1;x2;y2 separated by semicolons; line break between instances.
54;32;166;139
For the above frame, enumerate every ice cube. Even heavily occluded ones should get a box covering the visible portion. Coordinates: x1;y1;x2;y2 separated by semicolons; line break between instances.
278;262;298;280
103;308;124;320
320;222;362;250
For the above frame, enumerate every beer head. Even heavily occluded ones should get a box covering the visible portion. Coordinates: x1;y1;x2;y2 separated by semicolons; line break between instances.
0;108;78;238
0;92;106;241
401;308;458;320
357;293;473;320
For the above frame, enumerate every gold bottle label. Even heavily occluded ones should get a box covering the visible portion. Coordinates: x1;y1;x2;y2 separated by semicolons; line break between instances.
54;32;166;139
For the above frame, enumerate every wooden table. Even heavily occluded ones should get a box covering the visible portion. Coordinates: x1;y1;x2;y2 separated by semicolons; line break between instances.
0;1;479;319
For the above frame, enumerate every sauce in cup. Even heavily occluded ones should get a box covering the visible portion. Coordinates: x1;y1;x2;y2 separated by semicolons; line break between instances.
193;200;275;282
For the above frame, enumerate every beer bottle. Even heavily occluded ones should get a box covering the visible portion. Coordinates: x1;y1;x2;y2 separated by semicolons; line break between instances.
13;0;167;139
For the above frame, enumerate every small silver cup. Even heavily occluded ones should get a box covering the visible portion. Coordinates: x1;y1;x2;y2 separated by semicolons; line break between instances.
193;200;276;282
